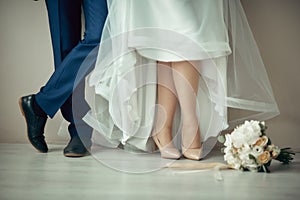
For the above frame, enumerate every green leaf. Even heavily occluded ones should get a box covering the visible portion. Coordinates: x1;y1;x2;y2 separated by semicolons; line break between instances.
218;135;225;144
275;148;295;164
249;154;256;161
281;147;292;151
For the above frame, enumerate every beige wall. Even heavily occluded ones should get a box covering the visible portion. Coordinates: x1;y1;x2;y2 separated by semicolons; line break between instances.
241;0;300;148
0;0;68;144
0;0;299;148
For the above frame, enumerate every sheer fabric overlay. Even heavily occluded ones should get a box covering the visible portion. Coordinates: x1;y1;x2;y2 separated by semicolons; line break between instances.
81;0;279;160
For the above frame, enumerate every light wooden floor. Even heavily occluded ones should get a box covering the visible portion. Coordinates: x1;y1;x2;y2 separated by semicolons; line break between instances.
0;143;299;200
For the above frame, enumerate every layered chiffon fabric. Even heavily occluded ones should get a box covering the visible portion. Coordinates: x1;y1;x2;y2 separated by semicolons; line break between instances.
81;0;279;158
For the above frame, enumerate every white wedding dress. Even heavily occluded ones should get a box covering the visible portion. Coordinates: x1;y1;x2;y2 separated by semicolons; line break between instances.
81;0;279;159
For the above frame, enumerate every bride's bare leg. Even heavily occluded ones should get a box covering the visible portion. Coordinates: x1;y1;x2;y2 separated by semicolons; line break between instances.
172;61;201;160
152;61;180;159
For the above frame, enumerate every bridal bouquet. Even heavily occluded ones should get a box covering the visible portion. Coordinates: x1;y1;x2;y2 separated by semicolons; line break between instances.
218;120;294;173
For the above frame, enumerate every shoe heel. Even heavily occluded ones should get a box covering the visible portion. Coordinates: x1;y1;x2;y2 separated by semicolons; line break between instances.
18;98;25;117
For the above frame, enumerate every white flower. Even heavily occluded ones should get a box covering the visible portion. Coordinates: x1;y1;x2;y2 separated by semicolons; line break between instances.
238;144;252;159
231;129;246;148
223;146;232;154
223;121;269;171
224;153;241;170
249;120;262;135
243;120;261;144
230;120;262;148
224;134;232;147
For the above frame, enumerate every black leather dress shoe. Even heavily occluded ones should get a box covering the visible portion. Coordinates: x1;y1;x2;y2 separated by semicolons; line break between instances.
19;95;48;153
63;135;89;157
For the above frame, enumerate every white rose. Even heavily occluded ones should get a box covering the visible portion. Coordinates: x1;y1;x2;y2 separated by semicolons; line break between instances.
249;120;262;136
231;129;247;148
243;121;261;145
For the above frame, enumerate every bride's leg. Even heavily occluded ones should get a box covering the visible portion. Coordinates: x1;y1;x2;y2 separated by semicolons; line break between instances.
171;61;201;160
152;61;180;159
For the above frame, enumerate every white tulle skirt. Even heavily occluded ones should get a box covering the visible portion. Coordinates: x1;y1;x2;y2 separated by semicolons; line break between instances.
81;0;279;158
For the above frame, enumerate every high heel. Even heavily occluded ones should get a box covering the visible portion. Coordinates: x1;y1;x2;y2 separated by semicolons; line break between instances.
181;126;202;160
152;135;181;159
181;145;202;161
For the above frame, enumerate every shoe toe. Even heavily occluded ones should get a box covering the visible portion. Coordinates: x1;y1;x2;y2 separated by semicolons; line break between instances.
63;137;89;157
29;137;48;153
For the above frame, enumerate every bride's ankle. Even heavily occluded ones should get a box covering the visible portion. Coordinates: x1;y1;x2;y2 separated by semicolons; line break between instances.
152;126;172;136
181;125;201;149
152;127;174;146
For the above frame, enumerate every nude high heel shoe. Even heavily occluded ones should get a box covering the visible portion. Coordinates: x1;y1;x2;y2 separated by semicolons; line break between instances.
181;145;202;161
181;129;202;161
152;135;181;159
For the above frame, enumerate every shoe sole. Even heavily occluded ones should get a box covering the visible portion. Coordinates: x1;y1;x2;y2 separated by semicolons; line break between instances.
64;152;89;157
19;98;47;153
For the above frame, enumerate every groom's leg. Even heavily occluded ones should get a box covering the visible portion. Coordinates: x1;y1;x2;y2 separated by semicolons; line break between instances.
39;0;85;150
43;0;83;144
44;0;82;68
63;0;108;155
19;0;82;153
35;0;108;153
35;0;107;118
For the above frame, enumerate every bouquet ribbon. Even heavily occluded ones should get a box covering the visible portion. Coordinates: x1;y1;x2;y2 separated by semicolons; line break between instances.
166;162;232;170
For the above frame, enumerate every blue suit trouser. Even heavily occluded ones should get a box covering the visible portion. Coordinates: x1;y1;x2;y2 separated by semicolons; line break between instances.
35;0;107;141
